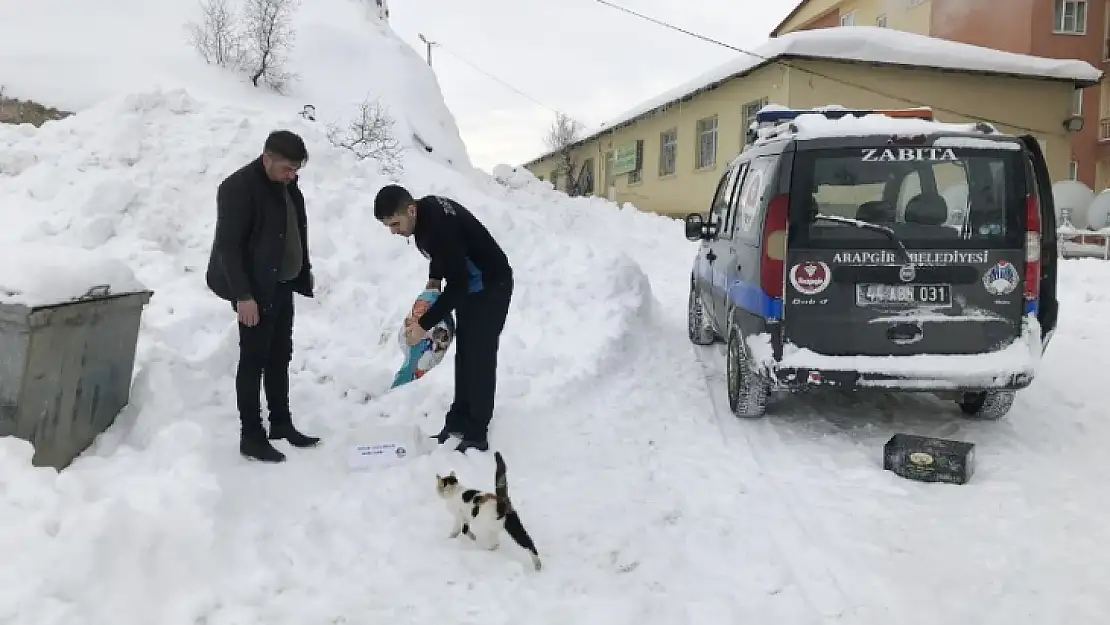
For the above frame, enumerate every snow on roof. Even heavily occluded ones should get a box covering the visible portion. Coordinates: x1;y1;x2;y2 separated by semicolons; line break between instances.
525;26;1101;165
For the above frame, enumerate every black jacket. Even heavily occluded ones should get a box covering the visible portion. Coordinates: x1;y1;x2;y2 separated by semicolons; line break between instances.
205;157;314;306
414;195;512;330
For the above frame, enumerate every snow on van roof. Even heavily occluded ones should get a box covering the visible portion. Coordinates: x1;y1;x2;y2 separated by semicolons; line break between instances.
751;112;1026;147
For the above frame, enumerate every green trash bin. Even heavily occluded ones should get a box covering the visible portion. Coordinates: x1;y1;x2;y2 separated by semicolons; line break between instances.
0;284;154;470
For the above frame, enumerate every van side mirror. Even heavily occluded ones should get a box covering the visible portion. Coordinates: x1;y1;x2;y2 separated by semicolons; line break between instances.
684;213;716;241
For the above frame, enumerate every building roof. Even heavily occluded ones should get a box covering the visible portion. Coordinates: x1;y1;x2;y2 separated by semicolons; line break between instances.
522;26;1103;167
769;0;823;38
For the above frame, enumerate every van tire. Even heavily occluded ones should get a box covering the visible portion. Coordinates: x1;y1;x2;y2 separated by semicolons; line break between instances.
727;328;768;418
687;286;716;345
957;390;1015;420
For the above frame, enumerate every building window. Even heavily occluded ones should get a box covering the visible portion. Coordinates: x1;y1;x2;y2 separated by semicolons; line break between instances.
695;115;718;170
1054;0;1087;34
1073;88;1084;115
741;97;769;145
659;128;677;177
876;14;888;27
1069;160;1079;180
628;139;644;184
840;11;856;26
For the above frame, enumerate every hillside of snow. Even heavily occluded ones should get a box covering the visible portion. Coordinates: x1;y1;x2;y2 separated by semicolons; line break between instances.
0;0;472;173
2;2;1110;624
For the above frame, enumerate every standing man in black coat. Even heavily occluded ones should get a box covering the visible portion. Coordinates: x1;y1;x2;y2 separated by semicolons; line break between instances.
206;130;321;463
374;185;513;453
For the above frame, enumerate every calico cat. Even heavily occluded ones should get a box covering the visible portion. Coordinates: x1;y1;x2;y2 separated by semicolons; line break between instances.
435;451;542;571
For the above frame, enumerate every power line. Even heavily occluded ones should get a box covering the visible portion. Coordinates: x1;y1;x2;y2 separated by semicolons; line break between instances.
434;43;588;126
592;0;1059;135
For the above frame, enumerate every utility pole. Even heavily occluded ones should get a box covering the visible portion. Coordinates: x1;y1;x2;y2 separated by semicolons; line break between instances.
417;33;439;67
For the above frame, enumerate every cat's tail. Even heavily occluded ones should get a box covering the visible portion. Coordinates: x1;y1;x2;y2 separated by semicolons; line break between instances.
493;452;541;571
504;510;542;571
494;451;511;511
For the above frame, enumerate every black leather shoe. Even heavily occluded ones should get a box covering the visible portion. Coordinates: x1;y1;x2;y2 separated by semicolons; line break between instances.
241;432;287;462
455;439;489;453
269;422;321;448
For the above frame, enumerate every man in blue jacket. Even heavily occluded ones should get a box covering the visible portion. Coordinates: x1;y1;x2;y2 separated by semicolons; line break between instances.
374;185;513;452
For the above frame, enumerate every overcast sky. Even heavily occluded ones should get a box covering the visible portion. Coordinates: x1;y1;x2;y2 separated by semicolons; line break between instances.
389;0;795;172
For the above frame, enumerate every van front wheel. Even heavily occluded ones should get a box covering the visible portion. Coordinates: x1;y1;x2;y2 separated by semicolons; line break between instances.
957;390;1015;420
726;328;768;418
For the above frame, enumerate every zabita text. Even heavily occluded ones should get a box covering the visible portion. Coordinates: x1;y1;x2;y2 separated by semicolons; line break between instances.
861;147;958;162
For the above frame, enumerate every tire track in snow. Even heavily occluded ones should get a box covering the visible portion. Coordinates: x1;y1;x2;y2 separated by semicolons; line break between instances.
693;331;1110;625
693;343;873;625
493;308;831;624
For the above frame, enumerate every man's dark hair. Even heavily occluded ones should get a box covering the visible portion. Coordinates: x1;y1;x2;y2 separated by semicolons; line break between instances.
374;184;414;220
264;130;309;164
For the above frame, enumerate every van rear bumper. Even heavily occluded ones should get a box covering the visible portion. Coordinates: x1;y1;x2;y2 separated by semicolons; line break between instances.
771;366;1034;392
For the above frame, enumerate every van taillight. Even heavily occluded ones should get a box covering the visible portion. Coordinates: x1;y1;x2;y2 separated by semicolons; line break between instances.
762;194;789;298
1024;193;1041;302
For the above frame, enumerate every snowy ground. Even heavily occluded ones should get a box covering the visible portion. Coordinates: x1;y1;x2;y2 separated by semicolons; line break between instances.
2;91;1107;623
2;0;1109;620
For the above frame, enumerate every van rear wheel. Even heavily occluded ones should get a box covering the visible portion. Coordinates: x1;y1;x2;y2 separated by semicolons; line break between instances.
687;286;716;345
957;390;1015;420
726;328;768;418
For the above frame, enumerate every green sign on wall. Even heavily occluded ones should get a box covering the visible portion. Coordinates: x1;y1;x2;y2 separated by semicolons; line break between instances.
613;143;638;176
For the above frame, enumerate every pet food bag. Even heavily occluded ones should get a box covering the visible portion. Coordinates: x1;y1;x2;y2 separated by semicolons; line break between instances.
390;289;456;389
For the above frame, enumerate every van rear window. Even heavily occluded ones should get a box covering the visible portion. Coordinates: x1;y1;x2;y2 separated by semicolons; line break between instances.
788;145;1027;248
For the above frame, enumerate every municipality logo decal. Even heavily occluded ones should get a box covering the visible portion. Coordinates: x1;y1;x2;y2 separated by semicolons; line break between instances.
982;260;1019;296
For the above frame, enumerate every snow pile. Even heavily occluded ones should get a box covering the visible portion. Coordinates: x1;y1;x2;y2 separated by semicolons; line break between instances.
0;0;472;173
0;242;146;308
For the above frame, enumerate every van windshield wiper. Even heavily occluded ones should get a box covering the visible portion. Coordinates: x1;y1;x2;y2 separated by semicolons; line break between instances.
812;214;914;265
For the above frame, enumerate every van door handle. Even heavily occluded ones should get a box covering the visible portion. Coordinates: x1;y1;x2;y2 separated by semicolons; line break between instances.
706;250;717;262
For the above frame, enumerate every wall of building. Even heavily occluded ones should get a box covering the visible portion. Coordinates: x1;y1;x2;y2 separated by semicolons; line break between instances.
525;59;1081;216
526;64;790;217
929;0;1035;51
778;0;934;33
836;0;932;30
786;59;1077;182
775;0;845;34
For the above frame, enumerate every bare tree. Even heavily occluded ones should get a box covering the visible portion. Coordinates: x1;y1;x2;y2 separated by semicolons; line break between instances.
186;0;244;68
241;0;298;92
544;112;585;196
326;97;405;177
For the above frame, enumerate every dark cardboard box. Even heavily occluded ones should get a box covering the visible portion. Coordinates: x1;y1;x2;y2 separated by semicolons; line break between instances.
883;433;976;485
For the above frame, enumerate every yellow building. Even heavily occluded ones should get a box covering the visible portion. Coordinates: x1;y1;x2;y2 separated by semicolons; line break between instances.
521;27;1101;218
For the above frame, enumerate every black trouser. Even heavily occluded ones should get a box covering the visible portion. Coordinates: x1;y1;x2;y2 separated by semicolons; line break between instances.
444;278;513;441
236;282;295;435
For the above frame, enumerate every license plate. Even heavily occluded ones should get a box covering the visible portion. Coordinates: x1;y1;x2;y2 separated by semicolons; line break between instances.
855;284;952;307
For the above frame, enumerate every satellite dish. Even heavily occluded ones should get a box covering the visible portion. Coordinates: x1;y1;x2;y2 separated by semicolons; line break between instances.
1086;189;1110;230
1052;180;1094;229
